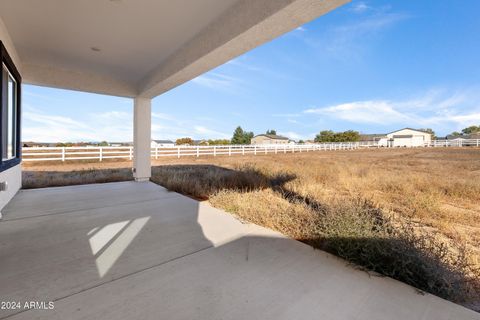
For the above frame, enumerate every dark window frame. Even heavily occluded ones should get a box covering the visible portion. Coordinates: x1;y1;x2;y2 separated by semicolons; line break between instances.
0;40;22;172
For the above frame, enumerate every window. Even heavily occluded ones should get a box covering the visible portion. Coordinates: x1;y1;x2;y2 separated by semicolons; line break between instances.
0;41;21;171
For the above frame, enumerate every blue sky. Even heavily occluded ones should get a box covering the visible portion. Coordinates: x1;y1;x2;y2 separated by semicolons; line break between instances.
23;0;480;142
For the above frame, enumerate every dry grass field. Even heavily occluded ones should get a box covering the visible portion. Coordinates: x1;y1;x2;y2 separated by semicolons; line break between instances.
22;148;480;309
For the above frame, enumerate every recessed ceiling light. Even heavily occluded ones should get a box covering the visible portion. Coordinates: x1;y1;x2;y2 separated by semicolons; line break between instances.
90;47;101;52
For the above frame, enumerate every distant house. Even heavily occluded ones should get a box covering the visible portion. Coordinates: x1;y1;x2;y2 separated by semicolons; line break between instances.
251;134;289;145
151;140;175;148
359;134;387;142
108;142;123;147
446;133;480;140
193;139;209;146
378;128;432;147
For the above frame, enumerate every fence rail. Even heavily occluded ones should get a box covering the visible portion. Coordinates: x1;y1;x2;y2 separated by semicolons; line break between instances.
22;139;480;162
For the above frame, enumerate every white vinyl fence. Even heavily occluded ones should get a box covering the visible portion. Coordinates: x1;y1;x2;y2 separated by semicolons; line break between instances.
22;139;480;162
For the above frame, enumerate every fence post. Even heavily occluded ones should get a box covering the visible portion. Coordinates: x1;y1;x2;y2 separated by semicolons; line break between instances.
264;146;267;154
242;146;245;155
155;147;158;159
196;146;200;157
213;146;216;157
275;146;277;154
99;147;103;162
177;147;180;158
284;145;286;153
477;139;479;147
62;147;65;162
254;145;257;155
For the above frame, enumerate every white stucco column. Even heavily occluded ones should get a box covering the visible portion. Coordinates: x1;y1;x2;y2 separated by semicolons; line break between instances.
133;97;151;181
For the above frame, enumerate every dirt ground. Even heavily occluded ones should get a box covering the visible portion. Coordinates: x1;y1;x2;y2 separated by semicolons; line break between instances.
22;147;480;309
23;147;480;253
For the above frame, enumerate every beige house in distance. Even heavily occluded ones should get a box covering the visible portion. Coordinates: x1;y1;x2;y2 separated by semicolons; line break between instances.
251;134;289;144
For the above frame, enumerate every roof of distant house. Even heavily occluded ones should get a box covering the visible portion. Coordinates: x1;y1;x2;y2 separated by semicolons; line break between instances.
386;128;432;135
446;133;480;140
359;134;387;141
152;140;174;144
253;134;289;140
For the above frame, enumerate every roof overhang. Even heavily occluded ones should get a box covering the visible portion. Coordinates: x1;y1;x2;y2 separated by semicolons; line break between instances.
0;0;349;98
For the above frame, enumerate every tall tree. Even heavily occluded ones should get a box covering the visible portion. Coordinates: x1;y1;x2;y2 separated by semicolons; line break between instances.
175;137;193;145
266;129;277;135
461;125;480;135
231;126;254;144
314;130;335;142
244;131;254;144
340;130;360;142
314;130;360;142
418;128;436;139
231;126;245;144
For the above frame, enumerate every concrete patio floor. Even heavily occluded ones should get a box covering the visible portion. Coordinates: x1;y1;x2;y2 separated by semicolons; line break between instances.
0;181;478;319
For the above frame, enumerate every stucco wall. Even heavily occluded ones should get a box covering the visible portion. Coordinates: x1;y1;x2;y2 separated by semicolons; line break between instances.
0;16;22;215
251;136;288;144
0;165;21;216
387;129;432;141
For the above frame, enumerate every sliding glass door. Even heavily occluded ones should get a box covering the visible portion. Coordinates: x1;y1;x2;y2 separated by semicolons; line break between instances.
0;41;21;171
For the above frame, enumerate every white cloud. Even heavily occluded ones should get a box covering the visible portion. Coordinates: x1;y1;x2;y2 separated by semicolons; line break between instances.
152;112;175;121
23;110;133;142
327;12;408;57
295;26;307;32
278;131;312;141
94;111;131;121
193;126;230;139
272;113;302;118
24;112;90;129
349;2;370;13
300;6;410;62
191;72;242;92
304;88;480;133
305;100;411;125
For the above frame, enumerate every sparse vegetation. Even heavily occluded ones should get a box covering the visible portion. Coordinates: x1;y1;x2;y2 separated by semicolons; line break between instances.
150;149;480;309
175;137;194;145
207;139;231;145
462;125;480;135
22;167;133;189
22;148;480;310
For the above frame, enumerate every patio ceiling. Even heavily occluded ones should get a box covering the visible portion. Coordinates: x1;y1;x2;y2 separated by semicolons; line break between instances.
0;0;349;98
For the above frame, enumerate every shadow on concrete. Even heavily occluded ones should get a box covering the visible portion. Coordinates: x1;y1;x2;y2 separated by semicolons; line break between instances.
9;165;479;318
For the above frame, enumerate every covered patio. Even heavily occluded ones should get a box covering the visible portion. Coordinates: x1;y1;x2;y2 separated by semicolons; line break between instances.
1;181;477;319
